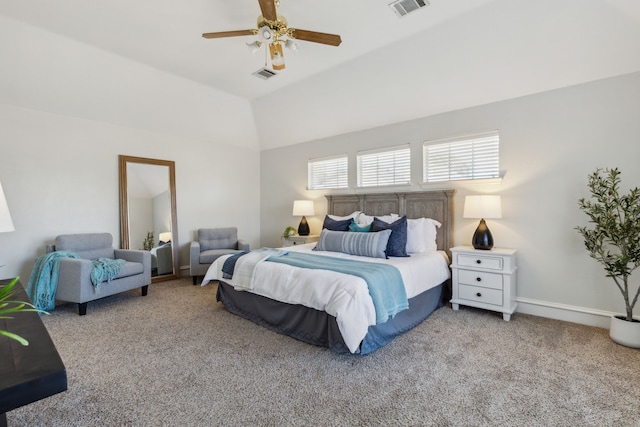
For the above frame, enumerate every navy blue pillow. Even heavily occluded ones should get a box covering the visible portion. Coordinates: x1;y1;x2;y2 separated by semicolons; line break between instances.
323;216;353;231
371;216;409;257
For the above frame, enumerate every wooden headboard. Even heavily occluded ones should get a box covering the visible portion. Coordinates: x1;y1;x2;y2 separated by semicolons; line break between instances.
325;190;456;254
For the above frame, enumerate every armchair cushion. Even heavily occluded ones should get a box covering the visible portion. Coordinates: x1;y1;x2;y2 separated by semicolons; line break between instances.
56;233;115;259
200;249;242;265
198;228;238;251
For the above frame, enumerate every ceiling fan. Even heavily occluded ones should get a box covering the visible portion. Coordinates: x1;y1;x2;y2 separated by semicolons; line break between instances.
202;0;342;71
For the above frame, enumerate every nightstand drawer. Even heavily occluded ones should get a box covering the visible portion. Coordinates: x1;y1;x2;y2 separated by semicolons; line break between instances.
283;235;319;247
286;237;307;245
458;269;503;290
459;284;503;306
456;253;503;270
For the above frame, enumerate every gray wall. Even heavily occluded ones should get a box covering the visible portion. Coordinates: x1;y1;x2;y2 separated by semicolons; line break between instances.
260;71;640;327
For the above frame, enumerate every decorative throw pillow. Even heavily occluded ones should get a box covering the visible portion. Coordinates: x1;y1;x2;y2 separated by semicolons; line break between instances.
371;216;409;257
349;222;372;233
423;218;441;251
406;218;426;253
315;229;392;259
406;218;441;253
322;216;353;231
328;211;360;221
358;213;398;226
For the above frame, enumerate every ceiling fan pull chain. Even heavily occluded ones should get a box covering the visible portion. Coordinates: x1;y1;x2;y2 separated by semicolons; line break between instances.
264;43;268;67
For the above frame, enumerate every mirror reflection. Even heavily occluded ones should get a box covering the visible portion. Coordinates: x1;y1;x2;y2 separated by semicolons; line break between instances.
119;155;179;282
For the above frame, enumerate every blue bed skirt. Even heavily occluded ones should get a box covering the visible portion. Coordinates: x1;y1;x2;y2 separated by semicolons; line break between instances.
216;281;446;355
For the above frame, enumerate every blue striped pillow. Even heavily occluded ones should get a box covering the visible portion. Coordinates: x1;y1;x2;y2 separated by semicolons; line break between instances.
315;229;392;259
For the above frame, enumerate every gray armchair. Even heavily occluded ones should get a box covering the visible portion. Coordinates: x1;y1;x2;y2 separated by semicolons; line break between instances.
51;233;152;315
190;227;249;285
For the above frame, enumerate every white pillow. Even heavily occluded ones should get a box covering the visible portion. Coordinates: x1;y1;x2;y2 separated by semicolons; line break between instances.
406;218;441;253
328;211;360;221
357;213;399;226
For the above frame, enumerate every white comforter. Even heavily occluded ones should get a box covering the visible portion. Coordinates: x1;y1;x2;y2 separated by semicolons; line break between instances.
202;244;450;353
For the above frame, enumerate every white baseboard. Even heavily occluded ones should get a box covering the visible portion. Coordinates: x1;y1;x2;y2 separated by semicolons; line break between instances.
515;297;639;329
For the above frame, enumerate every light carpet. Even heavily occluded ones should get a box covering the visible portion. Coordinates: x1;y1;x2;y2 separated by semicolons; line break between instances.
8;278;640;426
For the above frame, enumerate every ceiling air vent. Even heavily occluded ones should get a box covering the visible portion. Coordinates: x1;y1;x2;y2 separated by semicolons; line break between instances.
252;67;278;80
389;0;430;17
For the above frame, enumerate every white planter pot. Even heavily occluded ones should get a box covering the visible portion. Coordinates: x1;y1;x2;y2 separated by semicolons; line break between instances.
609;315;640;348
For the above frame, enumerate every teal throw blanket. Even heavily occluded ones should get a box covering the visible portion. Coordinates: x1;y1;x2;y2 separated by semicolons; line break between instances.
90;258;126;287
268;252;408;324
27;251;79;311
27;253;127;311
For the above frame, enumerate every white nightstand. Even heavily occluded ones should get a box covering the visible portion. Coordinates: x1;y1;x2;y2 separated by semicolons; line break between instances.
450;246;518;321
283;234;319;247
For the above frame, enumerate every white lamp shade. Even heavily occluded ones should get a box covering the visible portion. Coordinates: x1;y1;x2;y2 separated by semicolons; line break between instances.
159;231;172;243
0;181;15;233
292;200;315;217
463;195;502;219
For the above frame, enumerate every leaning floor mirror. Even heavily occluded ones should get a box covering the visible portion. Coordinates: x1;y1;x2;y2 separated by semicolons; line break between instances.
119;155;180;282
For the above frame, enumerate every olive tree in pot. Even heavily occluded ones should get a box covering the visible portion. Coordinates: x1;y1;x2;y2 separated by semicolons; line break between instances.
576;168;640;348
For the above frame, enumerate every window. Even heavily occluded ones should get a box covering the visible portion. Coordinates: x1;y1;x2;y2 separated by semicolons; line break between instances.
423;131;499;183
308;155;348;190
357;145;410;188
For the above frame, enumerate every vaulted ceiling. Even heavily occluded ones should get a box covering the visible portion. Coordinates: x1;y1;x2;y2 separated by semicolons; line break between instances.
2;0;640;150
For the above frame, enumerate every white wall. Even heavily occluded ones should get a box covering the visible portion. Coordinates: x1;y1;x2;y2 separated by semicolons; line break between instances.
0;105;261;282
0;14;259;150
253;0;640;150
260;71;640;327
129;197;153;250
153;190;171;246
0;14;262;283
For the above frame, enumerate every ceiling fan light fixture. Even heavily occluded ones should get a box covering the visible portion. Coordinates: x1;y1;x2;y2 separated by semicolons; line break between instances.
269;43;286;70
246;40;262;54
285;39;298;52
272;52;284;66
258;25;274;43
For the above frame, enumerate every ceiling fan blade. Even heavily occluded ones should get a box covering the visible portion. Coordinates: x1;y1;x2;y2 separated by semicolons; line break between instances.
202;30;255;39
258;0;278;22
290;29;342;47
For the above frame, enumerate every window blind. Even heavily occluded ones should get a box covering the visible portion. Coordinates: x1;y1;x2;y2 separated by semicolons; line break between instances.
357;145;410;187
308;155;348;190
423;132;499;182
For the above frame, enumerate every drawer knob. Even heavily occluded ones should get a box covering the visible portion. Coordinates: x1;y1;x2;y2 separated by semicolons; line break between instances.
476;292;482;297
476;277;482;282
476;259;482;264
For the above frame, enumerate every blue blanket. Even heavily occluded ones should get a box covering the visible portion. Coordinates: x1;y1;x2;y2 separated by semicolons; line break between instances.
27;253;127;311
268;252;408;324
222;250;249;279
27;251;79;311
90;258;126;287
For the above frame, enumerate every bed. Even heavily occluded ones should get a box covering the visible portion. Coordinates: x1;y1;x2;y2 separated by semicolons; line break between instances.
203;190;455;354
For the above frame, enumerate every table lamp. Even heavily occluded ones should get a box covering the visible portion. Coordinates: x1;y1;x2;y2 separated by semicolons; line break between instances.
463;195;502;250
0;181;14;234
292;200;314;236
159;231;172;244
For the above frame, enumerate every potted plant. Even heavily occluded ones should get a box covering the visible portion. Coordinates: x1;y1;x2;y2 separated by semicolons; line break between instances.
0;277;47;346
576;168;640;348
142;231;154;251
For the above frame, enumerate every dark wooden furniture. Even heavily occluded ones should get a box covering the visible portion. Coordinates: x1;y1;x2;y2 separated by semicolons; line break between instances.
0;279;67;426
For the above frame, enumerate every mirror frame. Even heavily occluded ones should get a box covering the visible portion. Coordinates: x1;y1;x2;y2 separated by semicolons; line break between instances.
119;155;180;282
